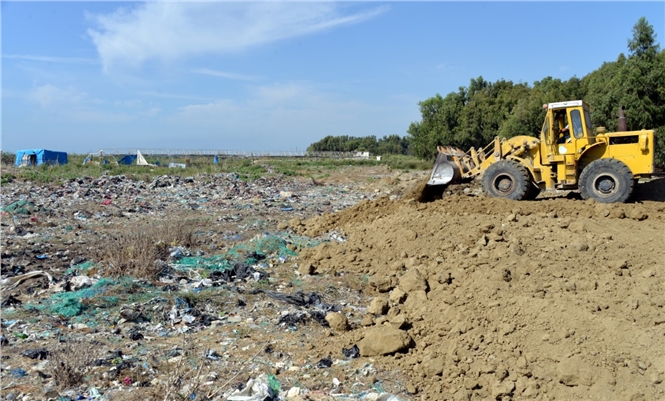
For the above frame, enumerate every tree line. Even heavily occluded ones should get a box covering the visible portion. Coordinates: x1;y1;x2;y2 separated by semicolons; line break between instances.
307;134;409;156
408;17;664;162
308;18;665;166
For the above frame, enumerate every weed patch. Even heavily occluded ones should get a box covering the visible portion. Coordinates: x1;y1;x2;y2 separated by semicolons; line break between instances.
49;338;98;390
98;220;198;278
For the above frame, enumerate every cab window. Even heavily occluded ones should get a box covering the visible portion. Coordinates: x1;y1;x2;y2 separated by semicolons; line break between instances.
542;116;550;145
584;108;593;136
571;109;584;139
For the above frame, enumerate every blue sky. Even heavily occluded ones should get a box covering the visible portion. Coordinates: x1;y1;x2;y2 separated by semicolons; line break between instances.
2;2;663;154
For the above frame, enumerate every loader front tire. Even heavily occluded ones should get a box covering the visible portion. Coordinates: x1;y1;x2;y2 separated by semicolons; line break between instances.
524;182;542;200
482;160;530;201
579;159;633;203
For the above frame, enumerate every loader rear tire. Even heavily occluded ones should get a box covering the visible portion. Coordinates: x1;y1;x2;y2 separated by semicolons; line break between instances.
579;159;633;203
482;160;531;201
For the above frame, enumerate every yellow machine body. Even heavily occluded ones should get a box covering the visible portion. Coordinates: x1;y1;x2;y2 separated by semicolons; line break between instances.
426;100;655;202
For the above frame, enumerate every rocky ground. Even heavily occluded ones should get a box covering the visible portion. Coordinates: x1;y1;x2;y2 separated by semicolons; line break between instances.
1;165;664;401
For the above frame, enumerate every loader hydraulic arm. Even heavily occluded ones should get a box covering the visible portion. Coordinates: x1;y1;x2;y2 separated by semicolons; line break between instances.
428;136;539;186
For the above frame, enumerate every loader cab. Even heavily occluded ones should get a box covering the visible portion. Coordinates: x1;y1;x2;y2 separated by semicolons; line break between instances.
540;100;594;162
539;100;596;187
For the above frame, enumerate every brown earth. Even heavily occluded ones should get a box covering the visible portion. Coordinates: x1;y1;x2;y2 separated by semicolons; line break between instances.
293;177;665;400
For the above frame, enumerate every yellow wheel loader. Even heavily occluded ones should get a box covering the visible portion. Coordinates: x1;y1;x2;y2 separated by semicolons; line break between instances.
426;100;655;203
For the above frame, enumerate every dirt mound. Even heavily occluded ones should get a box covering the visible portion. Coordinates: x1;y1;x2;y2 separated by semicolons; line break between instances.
295;179;665;400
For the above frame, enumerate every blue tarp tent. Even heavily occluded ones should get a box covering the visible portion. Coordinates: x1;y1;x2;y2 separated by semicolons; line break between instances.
15;149;68;167
117;155;137;165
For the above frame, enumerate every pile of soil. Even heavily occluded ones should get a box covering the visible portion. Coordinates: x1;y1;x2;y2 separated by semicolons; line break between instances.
294;178;665;400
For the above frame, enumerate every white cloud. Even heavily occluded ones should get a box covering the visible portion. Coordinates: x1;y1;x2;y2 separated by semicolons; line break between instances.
191;68;259;81
3;54;99;65
142;107;162;117
26;85;156;122
175;81;368;128
69;110;134;123
86;3;386;73
178;100;241;118
116;99;143;108
255;82;310;103
168;82;376;150
136;91;216;102
30;84;87;107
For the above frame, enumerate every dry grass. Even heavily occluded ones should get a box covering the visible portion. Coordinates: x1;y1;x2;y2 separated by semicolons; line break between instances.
97;219;198;279
123;336;214;401
49;339;97;390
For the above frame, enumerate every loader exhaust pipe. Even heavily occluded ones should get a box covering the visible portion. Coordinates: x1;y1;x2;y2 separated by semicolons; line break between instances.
618;106;627;132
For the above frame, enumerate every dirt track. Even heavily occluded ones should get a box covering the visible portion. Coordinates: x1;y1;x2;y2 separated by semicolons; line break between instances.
293;177;665;400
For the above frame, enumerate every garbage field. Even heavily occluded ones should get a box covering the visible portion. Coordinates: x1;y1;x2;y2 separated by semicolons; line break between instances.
1;166;664;401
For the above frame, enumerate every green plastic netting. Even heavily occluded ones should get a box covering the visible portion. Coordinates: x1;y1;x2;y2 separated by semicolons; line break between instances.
39;278;158;318
46;278;116;317
66;261;95;275
174;233;320;271
1;200;38;215
17;233;323;323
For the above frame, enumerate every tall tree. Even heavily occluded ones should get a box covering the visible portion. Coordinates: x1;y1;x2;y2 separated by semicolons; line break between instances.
628;17;659;59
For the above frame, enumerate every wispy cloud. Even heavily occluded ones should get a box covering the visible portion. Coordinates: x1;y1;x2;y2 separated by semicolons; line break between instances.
30;84;87;107
178;100;241;118
175;81;367;123
137;91;217;102
170;81;372;150
191;68;259;81
3;54;99;65
86;3;387;73
142;107;161;117
26;84;152;123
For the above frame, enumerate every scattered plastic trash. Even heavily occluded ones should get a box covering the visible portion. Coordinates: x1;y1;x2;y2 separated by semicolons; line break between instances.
317;356;333;368
170;246;187;259
0;171;393;399
226;374;278;401
128;328;144;341
342;345;360;359
21;348;50;360
10;367;27;378
88;387;101;399
1;295;22;307
69;275;98;291
206;350;221;361
1;271;53;291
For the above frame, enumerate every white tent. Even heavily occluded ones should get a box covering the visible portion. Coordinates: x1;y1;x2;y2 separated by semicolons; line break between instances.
136;150;155;166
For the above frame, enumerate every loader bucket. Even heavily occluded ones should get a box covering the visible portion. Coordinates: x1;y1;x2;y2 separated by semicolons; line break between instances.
427;146;466;186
